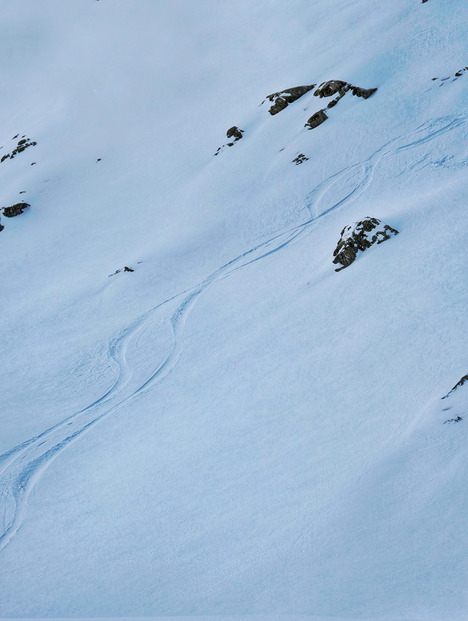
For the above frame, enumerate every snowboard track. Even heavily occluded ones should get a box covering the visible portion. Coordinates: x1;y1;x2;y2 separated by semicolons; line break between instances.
0;113;466;551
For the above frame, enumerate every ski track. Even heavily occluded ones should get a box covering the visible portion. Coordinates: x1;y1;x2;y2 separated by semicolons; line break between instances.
0;113;466;552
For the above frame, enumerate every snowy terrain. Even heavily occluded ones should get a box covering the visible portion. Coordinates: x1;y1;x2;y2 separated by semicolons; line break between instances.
0;0;467;618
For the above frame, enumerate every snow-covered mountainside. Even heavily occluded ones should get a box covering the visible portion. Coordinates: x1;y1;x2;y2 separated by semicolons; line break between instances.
0;1;467;618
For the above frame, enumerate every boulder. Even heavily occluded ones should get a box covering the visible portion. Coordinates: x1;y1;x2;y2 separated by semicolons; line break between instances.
226;126;244;141
314;80;348;98
332;218;399;270
292;153;309;165
266;85;315;115
305;109;328;130
2;202;30;217
351;86;377;99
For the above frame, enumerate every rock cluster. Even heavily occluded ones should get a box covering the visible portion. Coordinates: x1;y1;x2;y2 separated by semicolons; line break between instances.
217;78;377;153
305;110;328;130
214;126;244;155
292;153;309;165
332;217;399;271
265;85;316;115
1;136;37;163
305;80;377;131
442;375;468;399
432;66;468;85
2;202;30;217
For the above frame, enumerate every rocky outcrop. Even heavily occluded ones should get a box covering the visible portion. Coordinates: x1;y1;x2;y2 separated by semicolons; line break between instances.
350;86;377;99
292;153;309;165
214;126;244;155
332;218;399;271
432;66;468;85
314;79;377;102
226;126;244;143
305;109;328;130
2;202;30;217
1;136;37;163
442;375;468;399
265;85;315;115
109;266;135;277
314;80;348;98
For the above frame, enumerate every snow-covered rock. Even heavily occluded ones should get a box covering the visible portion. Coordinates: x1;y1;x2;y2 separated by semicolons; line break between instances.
332;218;399;270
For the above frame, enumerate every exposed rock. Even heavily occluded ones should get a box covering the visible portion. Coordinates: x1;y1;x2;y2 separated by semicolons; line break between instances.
351;86;377;99
305;109;328;130
327;97;341;109
214;126;244;155
1;136;37;163
266;85;315;115
332;217;399;271
442;375;468;399
0;220;4;233
226;126;244;141
2;202;30;217
444;416;463;424
314;80;348;98
109;265;135;277
292;153;309;165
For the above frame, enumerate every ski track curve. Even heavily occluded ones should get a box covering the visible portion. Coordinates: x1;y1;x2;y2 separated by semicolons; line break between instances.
0;113;466;552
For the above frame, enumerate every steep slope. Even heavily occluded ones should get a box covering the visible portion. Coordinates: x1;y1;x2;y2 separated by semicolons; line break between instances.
0;0;467;618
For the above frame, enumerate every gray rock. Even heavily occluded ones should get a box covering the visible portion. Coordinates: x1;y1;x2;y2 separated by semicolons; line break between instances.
442;375;468;399
2;202;30;217
226;126;244;141
305;109;328;130
351;86;377;99
314;80;348;98
266;85;315;115
332;218;399;270
292;153;309;165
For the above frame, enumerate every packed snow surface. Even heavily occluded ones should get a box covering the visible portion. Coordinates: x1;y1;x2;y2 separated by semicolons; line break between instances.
0;0;467;618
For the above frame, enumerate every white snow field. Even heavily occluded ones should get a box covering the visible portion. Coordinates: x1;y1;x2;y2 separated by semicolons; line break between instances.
0;0;467;618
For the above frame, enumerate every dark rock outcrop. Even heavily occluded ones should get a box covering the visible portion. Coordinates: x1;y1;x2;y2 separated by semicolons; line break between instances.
226;126;244;141
214;126;244;155
1;136;37;163
2;202;30;217
351;86;378;99
314;80;377;102
266;85;315;115
305;109;328;130
444;416;463;424
292;153;309;165
442;375;468;399
314;80;348;98
332;218;399;271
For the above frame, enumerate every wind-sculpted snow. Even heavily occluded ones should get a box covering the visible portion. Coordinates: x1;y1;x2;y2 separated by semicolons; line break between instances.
0;113;467;552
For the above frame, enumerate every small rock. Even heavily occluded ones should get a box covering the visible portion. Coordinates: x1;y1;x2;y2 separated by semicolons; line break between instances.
351;86;378;99
305;109;328;130
332;218;399;270
2;202;30;217
442;375;468;399
226;126;244;141
314;80;348;98
292;153;309;165
444;416;462;424
266;85;315;115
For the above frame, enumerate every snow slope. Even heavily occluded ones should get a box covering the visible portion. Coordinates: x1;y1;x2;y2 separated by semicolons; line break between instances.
0;0;467;618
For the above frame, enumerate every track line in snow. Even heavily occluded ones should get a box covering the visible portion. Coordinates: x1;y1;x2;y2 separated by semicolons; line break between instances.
0;113;466;552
